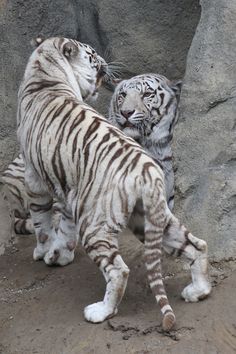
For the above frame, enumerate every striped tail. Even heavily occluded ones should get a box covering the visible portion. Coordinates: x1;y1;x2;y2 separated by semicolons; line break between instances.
142;179;176;332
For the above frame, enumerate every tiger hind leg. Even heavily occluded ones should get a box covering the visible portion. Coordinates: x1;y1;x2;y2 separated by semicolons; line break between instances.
83;230;130;323
44;205;77;266
25;168;55;260
163;213;212;302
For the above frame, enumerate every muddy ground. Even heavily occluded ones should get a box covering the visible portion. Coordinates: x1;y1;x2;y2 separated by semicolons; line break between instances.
0;232;236;354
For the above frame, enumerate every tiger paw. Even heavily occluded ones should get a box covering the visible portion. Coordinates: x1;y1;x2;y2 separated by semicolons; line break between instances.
162;312;176;332
181;281;212;302
33;246;46;261
84;301;118;323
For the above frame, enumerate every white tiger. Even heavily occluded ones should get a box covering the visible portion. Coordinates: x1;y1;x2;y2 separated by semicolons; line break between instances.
109;74;181;210
109;74;181;240
16;36;211;331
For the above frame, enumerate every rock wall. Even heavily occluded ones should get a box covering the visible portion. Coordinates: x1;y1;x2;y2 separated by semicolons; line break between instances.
173;0;236;260
0;182;14;255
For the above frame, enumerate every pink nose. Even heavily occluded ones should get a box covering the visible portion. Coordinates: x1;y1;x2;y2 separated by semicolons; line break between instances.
120;110;135;119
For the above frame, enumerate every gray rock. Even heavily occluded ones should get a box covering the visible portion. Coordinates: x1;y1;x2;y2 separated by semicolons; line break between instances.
0;182;14;255
173;0;236;260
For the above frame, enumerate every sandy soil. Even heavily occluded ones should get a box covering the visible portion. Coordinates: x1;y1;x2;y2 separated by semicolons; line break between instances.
1;232;236;354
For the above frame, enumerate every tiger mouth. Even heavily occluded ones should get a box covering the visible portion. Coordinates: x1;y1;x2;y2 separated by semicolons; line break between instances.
122;121;134;128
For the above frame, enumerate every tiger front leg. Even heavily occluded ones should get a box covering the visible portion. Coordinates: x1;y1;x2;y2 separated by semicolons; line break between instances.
163;214;212;302
44;207;77;266
83;231;130;323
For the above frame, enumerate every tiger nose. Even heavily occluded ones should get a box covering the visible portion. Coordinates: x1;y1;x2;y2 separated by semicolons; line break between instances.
121;110;135;119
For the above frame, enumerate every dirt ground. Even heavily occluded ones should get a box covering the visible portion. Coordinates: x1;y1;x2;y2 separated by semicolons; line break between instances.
1;232;236;354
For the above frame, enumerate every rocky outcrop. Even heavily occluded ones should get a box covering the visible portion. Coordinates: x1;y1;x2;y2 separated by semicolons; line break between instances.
173;0;236;260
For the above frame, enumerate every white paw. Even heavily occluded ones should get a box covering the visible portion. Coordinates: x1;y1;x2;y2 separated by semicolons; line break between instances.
44;248;75;266
84;301;118;323
182;281;212;302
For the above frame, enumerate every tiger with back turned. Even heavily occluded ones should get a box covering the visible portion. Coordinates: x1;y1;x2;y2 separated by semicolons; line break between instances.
16;36;211;331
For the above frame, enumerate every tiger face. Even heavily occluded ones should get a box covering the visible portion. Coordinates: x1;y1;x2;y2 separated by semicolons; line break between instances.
109;74;181;142
29;37;110;101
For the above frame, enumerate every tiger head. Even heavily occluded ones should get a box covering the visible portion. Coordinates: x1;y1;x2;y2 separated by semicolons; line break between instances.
109;74;182;143
29;36;115;101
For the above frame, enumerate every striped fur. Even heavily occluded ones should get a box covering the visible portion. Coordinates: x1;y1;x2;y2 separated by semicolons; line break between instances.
16;36;211;330
2;154;62;234
2;154;34;234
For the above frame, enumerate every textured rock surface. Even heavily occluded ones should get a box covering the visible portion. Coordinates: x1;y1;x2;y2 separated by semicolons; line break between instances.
0;0;200;172
0;182;14;255
173;0;236;260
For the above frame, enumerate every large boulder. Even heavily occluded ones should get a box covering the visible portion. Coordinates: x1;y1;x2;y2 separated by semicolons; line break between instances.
173;0;236;260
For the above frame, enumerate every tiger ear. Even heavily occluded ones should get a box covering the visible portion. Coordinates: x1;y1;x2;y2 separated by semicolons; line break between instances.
30;36;45;48
63;41;79;59
171;80;182;97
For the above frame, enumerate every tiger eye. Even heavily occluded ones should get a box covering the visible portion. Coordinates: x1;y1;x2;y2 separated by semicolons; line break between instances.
143;92;153;98
120;92;126;98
